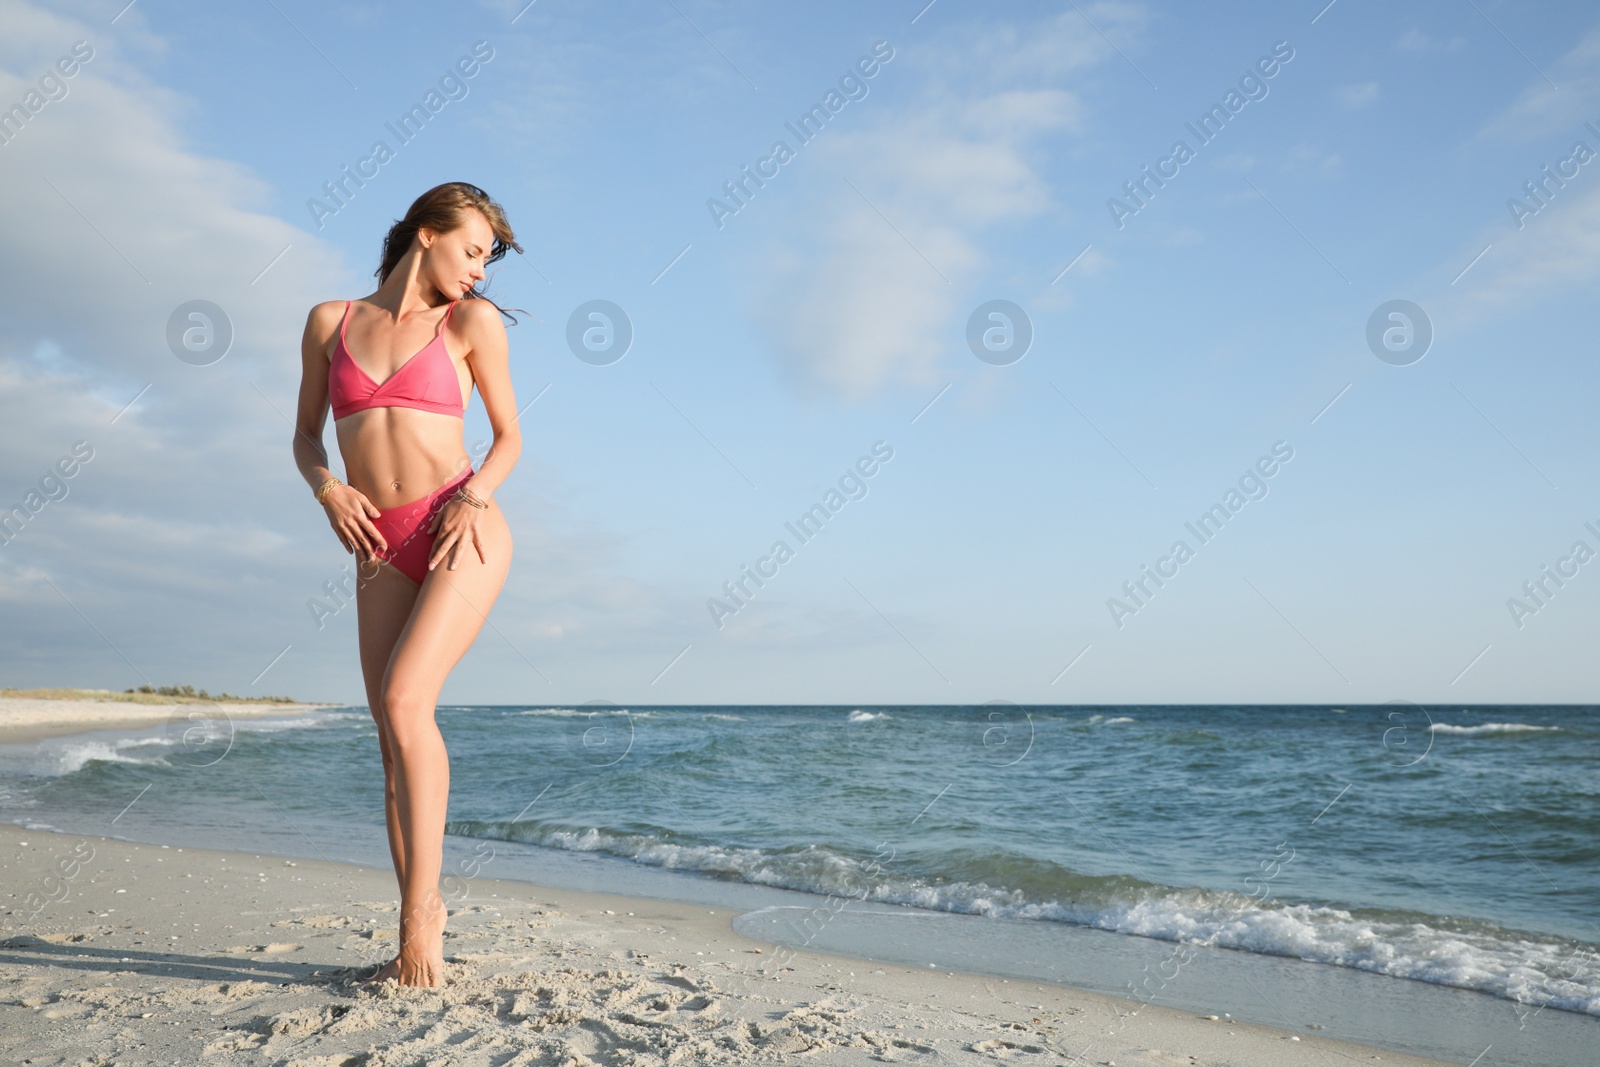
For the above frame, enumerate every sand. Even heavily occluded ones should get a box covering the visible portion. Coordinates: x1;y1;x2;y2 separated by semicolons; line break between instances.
0;822;1460;1067
0;696;339;744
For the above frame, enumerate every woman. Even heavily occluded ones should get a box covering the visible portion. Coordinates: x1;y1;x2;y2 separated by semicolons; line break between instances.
292;182;524;986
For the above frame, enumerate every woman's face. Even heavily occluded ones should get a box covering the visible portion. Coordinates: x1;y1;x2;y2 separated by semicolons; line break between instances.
419;210;495;299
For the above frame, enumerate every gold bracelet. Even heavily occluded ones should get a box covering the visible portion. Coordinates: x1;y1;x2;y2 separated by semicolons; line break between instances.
454;486;488;509
314;476;342;504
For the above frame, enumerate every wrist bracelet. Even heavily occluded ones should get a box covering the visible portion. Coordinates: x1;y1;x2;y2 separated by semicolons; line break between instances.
454;486;489;509
315;476;342;504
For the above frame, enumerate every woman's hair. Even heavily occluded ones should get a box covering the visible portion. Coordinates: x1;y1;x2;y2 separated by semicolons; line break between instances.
375;182;527;321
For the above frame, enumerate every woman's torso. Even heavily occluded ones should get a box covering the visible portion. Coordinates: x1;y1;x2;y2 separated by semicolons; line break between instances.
329;298;474;509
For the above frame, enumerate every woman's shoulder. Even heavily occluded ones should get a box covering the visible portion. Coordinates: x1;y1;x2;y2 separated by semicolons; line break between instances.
307;297;368;333
451;296;509;344
452;296;505;327
301;300;361;357
307;298;355;325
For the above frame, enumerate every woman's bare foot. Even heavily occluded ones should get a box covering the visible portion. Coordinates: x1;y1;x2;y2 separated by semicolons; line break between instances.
354;956;400;984
395;897;447;987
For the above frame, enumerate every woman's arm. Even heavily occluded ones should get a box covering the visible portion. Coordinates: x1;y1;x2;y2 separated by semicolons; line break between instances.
458;299;524;498
292;302;342;495
293;302;386;561
424;299;522;571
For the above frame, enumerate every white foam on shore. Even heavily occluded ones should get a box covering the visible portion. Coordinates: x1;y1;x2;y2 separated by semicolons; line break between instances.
1429;722;1562;736
1102;893;1599;1016
485;820;1600;1018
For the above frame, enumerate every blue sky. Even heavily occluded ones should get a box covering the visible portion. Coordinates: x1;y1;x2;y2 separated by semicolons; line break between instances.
2;0;1598;706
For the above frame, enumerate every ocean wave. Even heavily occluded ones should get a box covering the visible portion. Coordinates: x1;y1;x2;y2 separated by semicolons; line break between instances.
1085;714;1135;725
514;708;638;718
703;714;746;722
0;712;342;778
448;817;1600;1017
1429;722;1562;736
1095;893;1599;1015
227;713;350;732
6;738;177;777
847;710;890;722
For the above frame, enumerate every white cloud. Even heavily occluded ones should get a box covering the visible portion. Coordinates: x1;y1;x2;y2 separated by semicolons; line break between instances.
1439;184;1600;321
0;0;690;695
1282;143;1342;175
1395;28;1465;53
1435;24;1600;317
741;7;1141;399
1336;81;1378;109
1474;27;1600;144
1158;226;1203;249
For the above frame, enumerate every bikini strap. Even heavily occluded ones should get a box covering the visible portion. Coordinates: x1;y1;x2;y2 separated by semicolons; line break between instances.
429;298;461;343
338;300;352;345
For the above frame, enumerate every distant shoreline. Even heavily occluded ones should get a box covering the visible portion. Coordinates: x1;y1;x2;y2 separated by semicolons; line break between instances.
0;693;345;745
0;686;328;706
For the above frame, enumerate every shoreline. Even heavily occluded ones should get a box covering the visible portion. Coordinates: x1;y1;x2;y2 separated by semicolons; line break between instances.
4;701;1589;1063
0;696;344;745
0;822;1463;1066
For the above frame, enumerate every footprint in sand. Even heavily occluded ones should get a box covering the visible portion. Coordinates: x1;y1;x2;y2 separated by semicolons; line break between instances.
265;1003;350;1037
202;1030;266;1055
889;1036;940;1055
645;992;719;1015
970;1037;1049;1056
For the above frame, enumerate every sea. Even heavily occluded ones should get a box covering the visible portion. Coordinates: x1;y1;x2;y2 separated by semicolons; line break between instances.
2;703;1595;1067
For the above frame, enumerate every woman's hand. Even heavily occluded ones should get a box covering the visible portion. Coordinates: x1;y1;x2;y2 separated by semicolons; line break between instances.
428;495;489;571
323;484;387;563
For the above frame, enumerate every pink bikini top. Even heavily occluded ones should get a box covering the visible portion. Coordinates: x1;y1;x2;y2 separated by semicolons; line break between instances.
329;299;466;421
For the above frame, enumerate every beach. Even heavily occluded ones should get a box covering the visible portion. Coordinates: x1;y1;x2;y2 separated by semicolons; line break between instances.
0;693;337;745
0;820;1458;1067
3;697;1594;1066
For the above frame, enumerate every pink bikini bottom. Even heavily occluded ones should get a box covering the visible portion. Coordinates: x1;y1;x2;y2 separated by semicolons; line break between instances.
368;467;474;585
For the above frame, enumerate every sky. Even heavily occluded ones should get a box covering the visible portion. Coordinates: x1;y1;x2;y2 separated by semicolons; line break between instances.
1;0;1598;707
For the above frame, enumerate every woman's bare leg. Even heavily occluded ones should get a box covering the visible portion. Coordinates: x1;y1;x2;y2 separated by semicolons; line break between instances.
354;559;423;981
380;504;512;986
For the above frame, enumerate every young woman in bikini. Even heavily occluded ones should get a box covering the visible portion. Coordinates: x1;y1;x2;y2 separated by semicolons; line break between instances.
292;182;524;987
